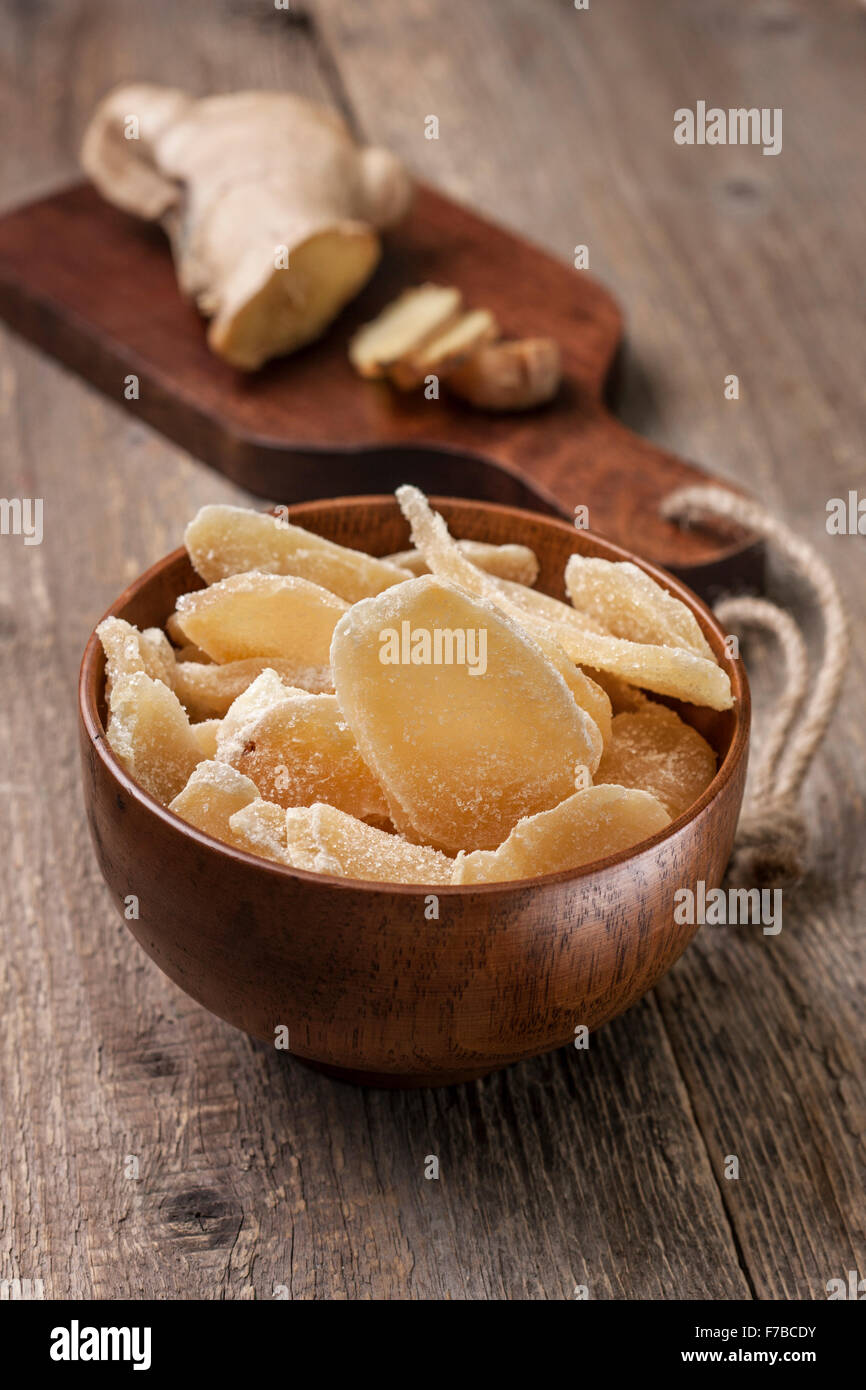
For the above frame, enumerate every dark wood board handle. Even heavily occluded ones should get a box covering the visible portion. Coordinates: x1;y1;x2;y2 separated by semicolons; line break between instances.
0;182;761;597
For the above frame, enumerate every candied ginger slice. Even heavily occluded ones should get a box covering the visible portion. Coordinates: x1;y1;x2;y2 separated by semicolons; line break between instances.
184;504;410;601
173;654;332;720
595;704;717;820
396;485;732;711
191;718;221;759
384;539;539;587
564;553;715;661
229;799;292;864
175;571;347;665
217;671;388;819
451;785;671;884
168;760;259;844
582;667;651;714
283;803;454;884
331;573;601;853
97;617;176;697
106;671;201;804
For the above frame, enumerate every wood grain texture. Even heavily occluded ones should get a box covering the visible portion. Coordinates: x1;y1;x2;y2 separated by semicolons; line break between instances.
0;0;863;1300
0;182;759;590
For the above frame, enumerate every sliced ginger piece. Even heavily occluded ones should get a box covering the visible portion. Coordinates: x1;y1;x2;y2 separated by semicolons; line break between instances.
184;504;410;601
396;485;732;711
582;667;651;714
192;718;221;759
165;610;190;647
595;704;717;820
210;221;381;370
168;760;260;844
106;671;202;805
331;574;602;853
217;669;388;819
565;554;715;661
452;785;671;884
388;308;498;390
384;539;539;587
174;642;213;665
175;571;347;665
229;798;292;864
173;654;332;720
492;576;608;635
447;337;561;411
348;284;462;378
97;617;176;698
280;803;454;884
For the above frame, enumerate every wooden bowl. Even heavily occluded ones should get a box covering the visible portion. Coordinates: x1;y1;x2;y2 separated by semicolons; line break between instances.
78;497;749;1088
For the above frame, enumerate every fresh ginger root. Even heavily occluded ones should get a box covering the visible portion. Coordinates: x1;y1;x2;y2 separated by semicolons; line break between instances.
348;283;561;410
446;337;561;411
81;86;413;369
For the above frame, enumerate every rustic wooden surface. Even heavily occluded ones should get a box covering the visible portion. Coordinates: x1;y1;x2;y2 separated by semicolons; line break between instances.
0;0;863;1300
0;182;759;586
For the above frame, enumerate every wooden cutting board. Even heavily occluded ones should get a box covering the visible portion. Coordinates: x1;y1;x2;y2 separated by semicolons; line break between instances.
0;182;760;595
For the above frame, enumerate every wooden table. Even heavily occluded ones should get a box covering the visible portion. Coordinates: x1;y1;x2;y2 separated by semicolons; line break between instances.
1;0;863;1300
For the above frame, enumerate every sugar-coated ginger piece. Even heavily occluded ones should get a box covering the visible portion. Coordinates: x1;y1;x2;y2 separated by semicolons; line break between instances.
97;616;176;698
173;654;332;720
228;799;292;864
168;760;260;844
217;670;388;819
164;610;191;647
524;630;610;753
384;539;539;587
451;785;671;884
349;284;462;378
396;485;732;711
492;576;608;634
564;554;715;661
331;574;603;853
280;803;454;884
106;671;202;804
594;704;717;820
184;504;411;601
582;667;651;714
191;718;221;759
175;571;347;665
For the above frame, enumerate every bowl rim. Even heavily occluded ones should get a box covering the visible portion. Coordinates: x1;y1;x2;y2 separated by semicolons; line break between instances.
79;493;750;896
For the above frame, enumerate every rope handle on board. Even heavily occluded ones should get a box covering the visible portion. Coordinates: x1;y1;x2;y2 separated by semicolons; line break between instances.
661;485;849;889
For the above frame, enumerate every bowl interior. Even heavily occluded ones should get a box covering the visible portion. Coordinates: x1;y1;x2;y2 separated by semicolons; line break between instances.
83;494;748;886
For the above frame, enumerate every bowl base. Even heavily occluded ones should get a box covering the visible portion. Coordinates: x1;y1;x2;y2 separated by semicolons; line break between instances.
293;1054;497;1090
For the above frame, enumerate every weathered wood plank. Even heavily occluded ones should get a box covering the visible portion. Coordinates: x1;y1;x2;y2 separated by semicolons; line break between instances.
0;0;862;1301
312;0;866;1298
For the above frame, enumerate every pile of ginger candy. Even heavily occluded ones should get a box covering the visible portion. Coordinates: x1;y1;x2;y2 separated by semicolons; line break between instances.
98;486;730;886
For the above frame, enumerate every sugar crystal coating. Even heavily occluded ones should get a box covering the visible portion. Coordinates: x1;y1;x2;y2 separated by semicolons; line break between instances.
565;553;715;661
281;803;454;884
106;671;201;804
451;785;670;884
217;670;388;819
595;704;717;819
385;539;539;587
397;485;732;710
185;503;411;601
169;759;260;844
